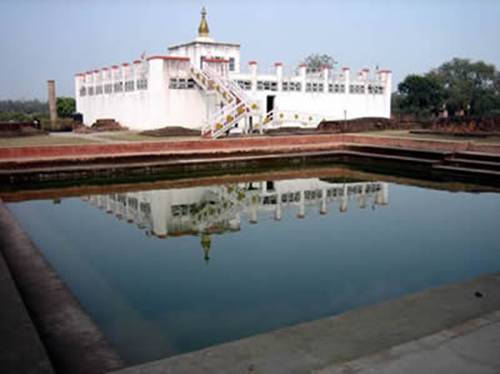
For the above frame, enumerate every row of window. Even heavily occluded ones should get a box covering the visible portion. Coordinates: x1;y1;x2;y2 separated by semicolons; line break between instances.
261;184;383;205
235;80;384;94
79;79;148;96
169;78;196;89
306;82;324;92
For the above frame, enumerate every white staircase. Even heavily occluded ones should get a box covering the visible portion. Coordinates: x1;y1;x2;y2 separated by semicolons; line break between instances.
189;65;259;139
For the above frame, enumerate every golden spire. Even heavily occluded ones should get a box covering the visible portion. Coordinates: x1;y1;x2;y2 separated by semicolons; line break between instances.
198;6;210;37
201;233;211;263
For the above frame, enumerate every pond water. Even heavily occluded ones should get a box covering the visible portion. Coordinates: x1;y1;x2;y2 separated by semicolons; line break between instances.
7;174;500;365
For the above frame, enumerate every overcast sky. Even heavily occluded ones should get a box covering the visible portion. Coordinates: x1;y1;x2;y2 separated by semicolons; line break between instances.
1;0;499;100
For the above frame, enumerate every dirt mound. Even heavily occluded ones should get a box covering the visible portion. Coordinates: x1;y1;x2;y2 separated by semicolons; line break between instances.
0;121;47;138
74;119;127;133
426;116;500;134
140;126;201;137
318;117;417;133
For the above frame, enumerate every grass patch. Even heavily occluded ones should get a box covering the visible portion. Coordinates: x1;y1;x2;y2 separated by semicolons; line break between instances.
94;131;198;142
0;135;98;148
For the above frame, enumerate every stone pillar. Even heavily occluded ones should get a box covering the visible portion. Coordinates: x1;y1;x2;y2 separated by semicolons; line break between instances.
47;80;57;127
320;189;327;215
297;190;305;219
342;67;350;120
298;64;307;93
249;201;258;224
275;62;283;91
340;184;348;213
249;61;257;92
359;184;367;209
381;183;389;205
275;193;282;221
322;65;329;93
340;197;348;213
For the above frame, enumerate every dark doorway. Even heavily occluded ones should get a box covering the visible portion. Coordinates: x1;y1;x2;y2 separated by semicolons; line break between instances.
266;95;275;115
266;95;276;119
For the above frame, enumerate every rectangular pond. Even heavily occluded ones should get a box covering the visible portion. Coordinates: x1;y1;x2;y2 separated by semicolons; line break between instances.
7;170;500;365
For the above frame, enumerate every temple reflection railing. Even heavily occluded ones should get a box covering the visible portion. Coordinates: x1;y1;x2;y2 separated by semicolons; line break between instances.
82;179;388;241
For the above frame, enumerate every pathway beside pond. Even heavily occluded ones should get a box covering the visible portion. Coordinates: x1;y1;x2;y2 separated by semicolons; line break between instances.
112;273;500;374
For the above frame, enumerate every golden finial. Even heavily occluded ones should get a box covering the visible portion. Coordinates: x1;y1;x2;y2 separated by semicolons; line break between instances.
198;6;209;37
201;233;211;263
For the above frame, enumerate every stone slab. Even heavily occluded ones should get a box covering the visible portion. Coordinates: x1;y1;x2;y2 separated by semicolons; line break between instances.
0;226;54;374
322;310;500;374
111;273;500;374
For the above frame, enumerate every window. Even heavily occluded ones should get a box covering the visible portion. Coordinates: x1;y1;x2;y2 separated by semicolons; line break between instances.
236;80;251;90
104;84;112;94
229;57;235;71
282;81;301;92
125;81;135;92
306;82;323;92
88;86;94;96
79;87;86;96
137;79;148;90
96;85;103;95
114;82;123;93
169;78;196;89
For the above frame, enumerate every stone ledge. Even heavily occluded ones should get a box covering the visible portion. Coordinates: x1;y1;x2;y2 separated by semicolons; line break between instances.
111;273;500;374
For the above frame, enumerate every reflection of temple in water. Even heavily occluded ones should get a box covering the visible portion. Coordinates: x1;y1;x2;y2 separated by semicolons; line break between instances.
83;179;388;261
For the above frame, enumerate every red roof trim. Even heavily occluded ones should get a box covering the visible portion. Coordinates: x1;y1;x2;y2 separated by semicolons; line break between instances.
94;69;100;73
248;60;257;65
111;65;119;69
321;64;330;69
378;69;392;74
74;73;85;77
133;60;141;64
147;55;190;61
342;67;350;71
298;64;307;68
122;63;130;66
102;67;109;71
274;62;283;66
362;68;369;72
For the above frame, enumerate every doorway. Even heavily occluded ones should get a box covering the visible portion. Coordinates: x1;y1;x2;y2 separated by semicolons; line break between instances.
266;95;275;120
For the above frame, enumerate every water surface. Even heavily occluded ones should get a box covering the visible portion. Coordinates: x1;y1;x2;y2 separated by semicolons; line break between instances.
8;176;500;364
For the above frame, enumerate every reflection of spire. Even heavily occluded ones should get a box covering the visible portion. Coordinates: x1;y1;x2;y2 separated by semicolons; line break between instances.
201;233;211;263
198;6;209;37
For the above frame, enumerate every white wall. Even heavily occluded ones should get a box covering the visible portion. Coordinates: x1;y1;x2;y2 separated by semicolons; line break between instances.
75;59;391;131
168;41;240;73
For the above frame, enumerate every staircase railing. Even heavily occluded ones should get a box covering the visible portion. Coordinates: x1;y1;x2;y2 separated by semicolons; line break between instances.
189;65;235;105
210;102;249;139
260;110;325;130
191;64;261;138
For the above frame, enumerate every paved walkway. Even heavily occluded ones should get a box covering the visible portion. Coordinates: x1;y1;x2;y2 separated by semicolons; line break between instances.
112;273;500;374
0;222;54;374
321;310;500;374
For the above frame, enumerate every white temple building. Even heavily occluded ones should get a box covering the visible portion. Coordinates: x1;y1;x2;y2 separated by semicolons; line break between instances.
75;7;392;138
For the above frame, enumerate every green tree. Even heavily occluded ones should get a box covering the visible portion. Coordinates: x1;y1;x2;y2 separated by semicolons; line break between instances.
301;54;336;72
397;74;445;117
56;97;76;118
430;58;498;115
